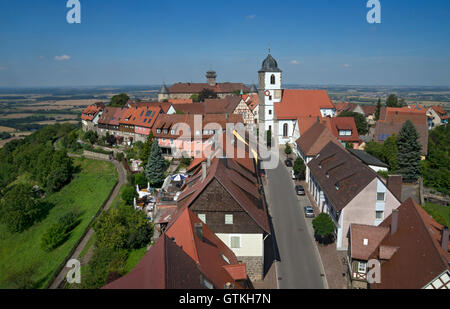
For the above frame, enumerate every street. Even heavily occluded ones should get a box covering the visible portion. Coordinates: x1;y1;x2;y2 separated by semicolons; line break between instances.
264;156;326;289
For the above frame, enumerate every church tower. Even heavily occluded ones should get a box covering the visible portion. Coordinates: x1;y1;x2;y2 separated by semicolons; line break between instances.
258;53;282;134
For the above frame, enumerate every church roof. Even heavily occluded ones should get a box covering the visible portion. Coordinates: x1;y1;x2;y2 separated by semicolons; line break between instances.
160;84;169;94
259;54;282;73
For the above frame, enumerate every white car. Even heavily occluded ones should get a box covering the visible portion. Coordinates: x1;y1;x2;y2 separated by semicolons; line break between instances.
291;170;296;180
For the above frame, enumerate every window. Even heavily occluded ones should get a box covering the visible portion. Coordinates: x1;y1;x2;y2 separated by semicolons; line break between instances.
270;74;276;85
221;254;230;264
201;276;214;289
358;262;367;273
170;129;175;135
198;214;206;223
269;109;272;115
163;129;168;134
339;130;352;136
230;236;241;248
377;192;385;201
269;95;272;100
225;214;233;225
376;211;384;220
283;123;288;137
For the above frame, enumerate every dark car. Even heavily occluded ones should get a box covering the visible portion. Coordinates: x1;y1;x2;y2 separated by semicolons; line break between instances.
296;185;305;196
304;206;315;218
285;158;293;167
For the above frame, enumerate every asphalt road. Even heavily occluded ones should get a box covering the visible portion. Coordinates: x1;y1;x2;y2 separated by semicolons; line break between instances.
265;158;325;289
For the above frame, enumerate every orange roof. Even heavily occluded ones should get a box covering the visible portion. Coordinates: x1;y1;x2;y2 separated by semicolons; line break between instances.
169;99;193;104
431;105;447;116
120;106;161;128
275;90;335;133
81;104;102;121
323;117;360;143
223;264;247;281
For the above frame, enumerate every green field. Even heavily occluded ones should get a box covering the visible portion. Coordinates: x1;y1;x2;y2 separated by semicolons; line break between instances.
0;158;118;289
423;202;450;227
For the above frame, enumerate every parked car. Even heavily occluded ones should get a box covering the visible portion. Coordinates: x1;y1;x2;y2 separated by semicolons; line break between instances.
285;158;293;167
291;170;297;180
296;185;305;196
304;206;315;218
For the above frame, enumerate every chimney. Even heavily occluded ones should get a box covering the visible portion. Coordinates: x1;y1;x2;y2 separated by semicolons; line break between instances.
391;209;399;235
194;223;203;241
442;227;449;252
201;162;207;182
387;175;402;201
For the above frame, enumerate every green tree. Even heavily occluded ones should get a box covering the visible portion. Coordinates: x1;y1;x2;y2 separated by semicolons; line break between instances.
312;213;335;244
121;185;138;206
84;130;98;145
145;142;167;187
285;143;292;156
386;94;399;107
134;173;147;188
364;141;384;161
383;134;398;171
375;98;382;121
293;158;306;180
140;132;154;162
398;98;407;107
197;89;218;102
110;93;130;107
338;111;369;135
0;184;47;233
397;120;422;182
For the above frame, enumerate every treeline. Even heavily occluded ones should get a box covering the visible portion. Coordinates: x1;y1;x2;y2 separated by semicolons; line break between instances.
421;125;450;195
0;115;52;131
0;123;76;193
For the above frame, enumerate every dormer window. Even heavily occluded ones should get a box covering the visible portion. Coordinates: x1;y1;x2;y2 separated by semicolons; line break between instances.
221;254;230;264
156;129;161;134
335;184;340;190
170;129;175;135
163;129;168;134
326;172;329;178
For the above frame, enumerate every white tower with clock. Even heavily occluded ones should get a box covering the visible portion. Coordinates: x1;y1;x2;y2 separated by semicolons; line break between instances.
258;53;283;135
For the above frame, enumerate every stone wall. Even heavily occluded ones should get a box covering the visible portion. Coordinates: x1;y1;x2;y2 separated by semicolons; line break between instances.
239;256;263;282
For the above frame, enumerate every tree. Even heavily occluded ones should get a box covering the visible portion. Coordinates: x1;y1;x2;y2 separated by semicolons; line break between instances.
106;134;116;147
140;132;154;162
266;130;272;148
293;158;306;180
398;98;407;107
0;184;47;233
84;130;98;145
134;173;147;188
338;111;369;135
110;93;129;107
397;120;422;182
386;94;399;107
145;142;167;187
383;134;398;171
197;89;218;102
121;185;138;206
285;143;292;156
312;213;335;244
375;98;382;121
345;142;354;150
364;141;384;161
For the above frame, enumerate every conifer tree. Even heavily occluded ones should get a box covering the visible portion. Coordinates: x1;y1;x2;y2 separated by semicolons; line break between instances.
145;141;166;187
397;120;422;182
375;98;382;121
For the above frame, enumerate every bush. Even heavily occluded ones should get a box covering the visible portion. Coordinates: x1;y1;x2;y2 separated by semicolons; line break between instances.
121;186;138;206
285;143;292;155
134;173;147;188
41;210;81;251
293;158;306;180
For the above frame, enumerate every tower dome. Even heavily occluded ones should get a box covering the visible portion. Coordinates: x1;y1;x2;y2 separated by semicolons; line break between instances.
259;53;282;73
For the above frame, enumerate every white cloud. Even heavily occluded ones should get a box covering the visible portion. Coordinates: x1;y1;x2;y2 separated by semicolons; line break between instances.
55;55;71;61
343;63;351;68
290;60;300;65
246;14;256;20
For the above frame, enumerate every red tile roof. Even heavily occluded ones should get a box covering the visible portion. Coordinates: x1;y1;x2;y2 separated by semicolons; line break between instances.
174;96;242;115
275;90;335;121
350;224;390;261
120;105;161;129
323;117;360;143
432;105;448;117
366;199;450;289
98;107;127;126
296;121;343;157
169;99;193;104
81;103;103;121
104;208;247;289
177;157;270;233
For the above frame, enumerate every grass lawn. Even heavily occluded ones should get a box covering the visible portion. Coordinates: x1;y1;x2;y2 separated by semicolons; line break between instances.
423;202;450;227
0;158;118;289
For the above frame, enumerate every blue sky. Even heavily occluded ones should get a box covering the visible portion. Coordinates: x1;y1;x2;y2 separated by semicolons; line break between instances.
0;0;449;87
